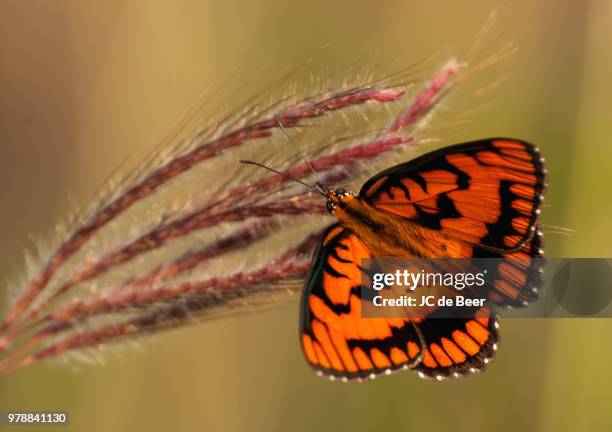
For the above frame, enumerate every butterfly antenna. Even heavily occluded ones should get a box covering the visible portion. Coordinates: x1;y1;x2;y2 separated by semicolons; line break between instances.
274;115;325;191
239;160;325;195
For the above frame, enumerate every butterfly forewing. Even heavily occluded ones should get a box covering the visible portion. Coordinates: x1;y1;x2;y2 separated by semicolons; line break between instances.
360;138;547;308
360;138;546;253
300;224;423;380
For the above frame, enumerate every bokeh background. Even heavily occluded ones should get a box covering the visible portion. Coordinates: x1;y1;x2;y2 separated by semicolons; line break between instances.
1;1;611;431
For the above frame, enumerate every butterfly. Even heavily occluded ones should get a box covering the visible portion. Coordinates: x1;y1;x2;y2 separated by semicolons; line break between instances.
299;138;547;381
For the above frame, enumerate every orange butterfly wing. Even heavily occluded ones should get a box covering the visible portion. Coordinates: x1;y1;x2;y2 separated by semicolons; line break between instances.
411;306;499;379
360;138;546;253
300;224;423;380
475;225;544;307
360;138;547;308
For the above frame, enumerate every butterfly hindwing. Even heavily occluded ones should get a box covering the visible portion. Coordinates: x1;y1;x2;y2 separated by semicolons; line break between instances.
474;225;545;308
413;306;499;379
300;224;423;380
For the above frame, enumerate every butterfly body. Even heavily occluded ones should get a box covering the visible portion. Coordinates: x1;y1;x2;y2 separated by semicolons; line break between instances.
326;190;470;259
300;138;547;381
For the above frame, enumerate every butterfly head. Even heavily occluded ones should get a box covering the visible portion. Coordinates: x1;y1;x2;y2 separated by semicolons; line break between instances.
325;188;356;214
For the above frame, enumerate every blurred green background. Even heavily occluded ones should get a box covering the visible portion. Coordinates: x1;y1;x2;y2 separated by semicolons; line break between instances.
1;1;611;431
